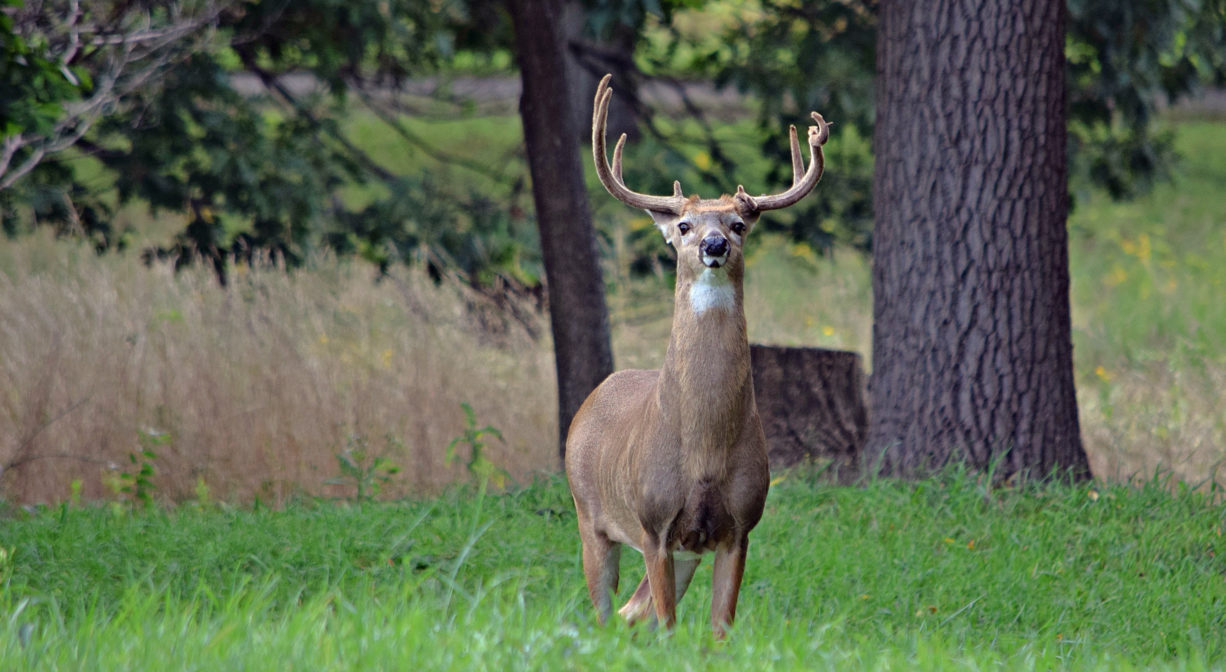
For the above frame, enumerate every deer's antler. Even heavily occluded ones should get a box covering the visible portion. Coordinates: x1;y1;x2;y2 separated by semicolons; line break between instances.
593;74;685;214
734;111;831;214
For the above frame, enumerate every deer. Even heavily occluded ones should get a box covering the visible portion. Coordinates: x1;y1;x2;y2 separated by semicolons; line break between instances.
565;74;830;639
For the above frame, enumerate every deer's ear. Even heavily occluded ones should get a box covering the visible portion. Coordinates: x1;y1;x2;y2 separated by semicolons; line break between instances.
647;210;680;246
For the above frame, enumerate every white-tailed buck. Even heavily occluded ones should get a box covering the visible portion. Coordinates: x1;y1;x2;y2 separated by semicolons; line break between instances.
566;74;830;638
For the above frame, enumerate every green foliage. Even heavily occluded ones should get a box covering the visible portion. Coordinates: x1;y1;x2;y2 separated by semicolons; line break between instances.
0;0;219;247
118;448;156;505
225;0;467;90
0;23;113;248
636;0;878;252
324;434;401;502
3;0;1225;284
0;544;11;588
0;474;1223;668
326;172;539;284
1067;0;1226;198
0;13;84;139
1;0;532;287
118;429;170;507
103;53;351;274
583;0;707;40
193;477;212;508
109;0;531;285
446;402;510;488
639;0;1226;254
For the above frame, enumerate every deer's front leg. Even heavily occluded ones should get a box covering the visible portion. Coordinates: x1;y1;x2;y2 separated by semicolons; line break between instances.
711;536;749;639
641;533;677;630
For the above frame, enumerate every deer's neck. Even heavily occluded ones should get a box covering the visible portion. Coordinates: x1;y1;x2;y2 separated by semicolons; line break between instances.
664;267;749;381
658;267;753;472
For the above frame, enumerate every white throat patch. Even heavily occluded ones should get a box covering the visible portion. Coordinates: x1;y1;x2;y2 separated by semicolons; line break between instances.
689;268;735;315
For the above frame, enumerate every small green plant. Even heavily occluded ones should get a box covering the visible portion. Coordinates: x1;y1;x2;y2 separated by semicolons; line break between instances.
446;402;510;488
119;428;170;507
192;476;212;508
0;546;12;586
325;434;401;502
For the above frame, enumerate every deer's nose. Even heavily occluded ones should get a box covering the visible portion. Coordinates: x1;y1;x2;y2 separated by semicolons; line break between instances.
700;236;728;259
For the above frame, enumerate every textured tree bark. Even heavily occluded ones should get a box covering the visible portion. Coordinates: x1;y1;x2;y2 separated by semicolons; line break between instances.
509;0;614;462
867;0;1091;479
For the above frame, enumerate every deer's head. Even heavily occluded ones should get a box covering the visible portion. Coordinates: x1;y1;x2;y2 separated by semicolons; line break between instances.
592;74;830;289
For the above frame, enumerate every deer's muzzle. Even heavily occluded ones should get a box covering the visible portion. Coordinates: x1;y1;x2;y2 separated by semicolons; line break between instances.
700;236;729;268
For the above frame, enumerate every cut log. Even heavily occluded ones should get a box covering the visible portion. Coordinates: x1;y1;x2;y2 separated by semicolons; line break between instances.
750;345;869;481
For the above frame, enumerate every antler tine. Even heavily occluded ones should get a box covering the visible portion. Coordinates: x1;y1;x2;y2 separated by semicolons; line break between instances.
750;111;832;213
788;125;804;187
592;74;684;214
612;132;627;182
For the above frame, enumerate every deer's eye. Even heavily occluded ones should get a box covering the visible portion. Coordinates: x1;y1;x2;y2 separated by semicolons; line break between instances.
678;222;692;235
731;221;746;236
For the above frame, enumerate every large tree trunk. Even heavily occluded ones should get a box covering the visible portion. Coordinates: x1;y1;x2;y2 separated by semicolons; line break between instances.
866;0;1091;480
509;0;614;462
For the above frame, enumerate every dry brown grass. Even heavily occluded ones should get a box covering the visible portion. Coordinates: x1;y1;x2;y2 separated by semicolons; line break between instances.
2;214;1221;505
0;227;876;506
0;231;556;504
1078;364;1226;487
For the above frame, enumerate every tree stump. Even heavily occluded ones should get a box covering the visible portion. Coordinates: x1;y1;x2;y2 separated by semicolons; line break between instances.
750;345;869;481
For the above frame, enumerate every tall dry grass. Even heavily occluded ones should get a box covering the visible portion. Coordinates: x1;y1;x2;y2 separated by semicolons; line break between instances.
0;226;876;506
4;126;1223;506
1078;365;1226;486
0;231;555;504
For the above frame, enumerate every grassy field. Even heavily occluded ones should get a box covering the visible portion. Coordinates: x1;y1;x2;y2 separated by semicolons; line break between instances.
1;471;1223;670
0;118;1224;669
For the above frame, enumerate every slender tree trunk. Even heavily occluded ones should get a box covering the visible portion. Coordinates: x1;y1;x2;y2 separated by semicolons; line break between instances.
508;0;614;462
866;0;1091;480
558;0;640;142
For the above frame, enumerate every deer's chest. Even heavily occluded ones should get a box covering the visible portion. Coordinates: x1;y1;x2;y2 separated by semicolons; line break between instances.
670;480;739;554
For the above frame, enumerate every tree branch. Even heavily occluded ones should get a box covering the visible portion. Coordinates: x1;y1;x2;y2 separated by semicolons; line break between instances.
348;81;512;184
0;0;225;190
242;62;399;184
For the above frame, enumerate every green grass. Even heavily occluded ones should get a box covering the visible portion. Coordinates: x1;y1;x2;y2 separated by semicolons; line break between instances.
2;473;1223;670
1070;120;1226;372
